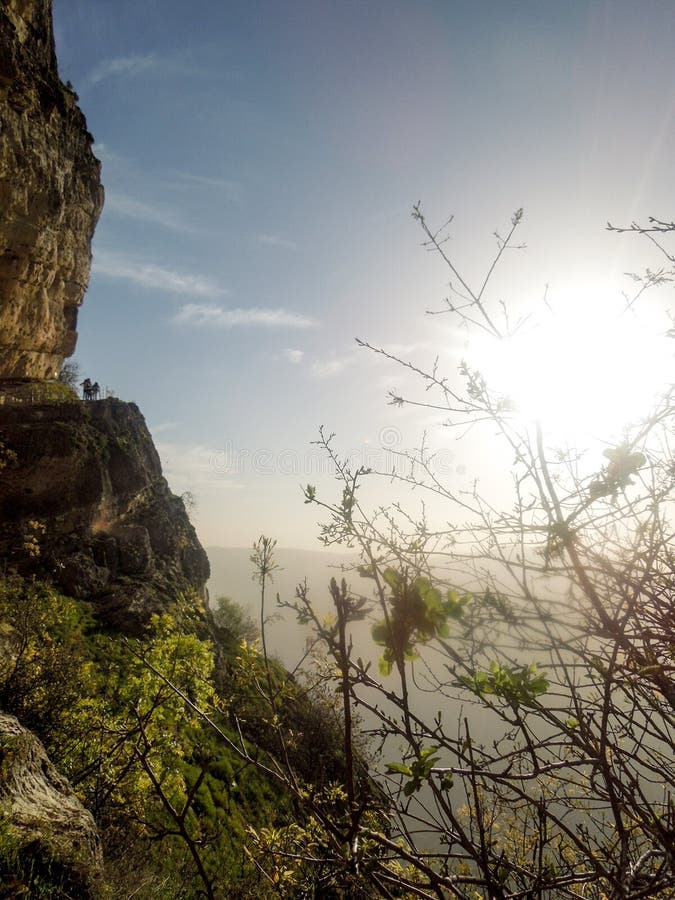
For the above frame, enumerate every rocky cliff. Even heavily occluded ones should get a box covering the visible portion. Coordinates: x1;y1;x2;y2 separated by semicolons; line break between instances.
0;713;103;897
0;0;209;632
0;1;217;888
0;398;210;632
0;0;103;380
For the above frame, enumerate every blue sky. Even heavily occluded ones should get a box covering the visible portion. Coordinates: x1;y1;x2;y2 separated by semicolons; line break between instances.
53;0;675;549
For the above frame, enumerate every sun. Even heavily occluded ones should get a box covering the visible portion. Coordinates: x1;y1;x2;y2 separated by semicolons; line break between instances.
468;289;672;440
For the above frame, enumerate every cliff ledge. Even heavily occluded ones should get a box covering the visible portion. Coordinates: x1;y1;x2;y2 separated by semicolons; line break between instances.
0;399;210;632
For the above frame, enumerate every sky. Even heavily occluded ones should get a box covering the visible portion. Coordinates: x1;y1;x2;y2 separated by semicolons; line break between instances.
52;0;675;550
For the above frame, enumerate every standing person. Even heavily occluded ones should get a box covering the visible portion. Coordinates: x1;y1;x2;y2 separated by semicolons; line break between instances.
80;377;92;400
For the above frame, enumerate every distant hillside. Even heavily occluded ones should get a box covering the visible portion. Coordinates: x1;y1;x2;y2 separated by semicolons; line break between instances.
206;547;516;752
207;546;361;666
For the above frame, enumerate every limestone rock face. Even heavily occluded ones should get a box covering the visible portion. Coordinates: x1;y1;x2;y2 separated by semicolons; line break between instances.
0;399;210;632
0;712;103;897
0;0;104;379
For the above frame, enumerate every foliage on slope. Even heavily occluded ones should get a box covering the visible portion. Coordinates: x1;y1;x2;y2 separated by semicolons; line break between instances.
0;574;356;898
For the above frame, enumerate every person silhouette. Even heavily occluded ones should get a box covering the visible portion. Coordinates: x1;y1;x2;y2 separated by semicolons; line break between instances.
80;378;92;400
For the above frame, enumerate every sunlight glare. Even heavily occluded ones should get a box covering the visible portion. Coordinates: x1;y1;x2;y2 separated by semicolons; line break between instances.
468;290;672;439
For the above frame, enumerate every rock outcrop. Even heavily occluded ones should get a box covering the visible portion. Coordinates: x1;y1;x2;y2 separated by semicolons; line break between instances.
0;399;210;632
0;0;219;891
0;712;103;897
0;0;103;380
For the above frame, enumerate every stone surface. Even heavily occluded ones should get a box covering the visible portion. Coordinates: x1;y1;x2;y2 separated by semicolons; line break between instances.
0;0;104;379
0;712;103;897
0;398;210;632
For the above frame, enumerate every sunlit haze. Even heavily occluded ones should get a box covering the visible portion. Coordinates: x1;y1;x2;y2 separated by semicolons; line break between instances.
468;287;673;439
53;0;675;549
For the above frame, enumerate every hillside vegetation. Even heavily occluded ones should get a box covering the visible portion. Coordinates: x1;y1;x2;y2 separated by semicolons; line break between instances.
0;573;371;898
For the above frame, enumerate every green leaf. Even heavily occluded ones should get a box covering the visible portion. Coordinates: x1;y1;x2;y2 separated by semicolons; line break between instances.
419;746;439;761
382;568;401;591
371;622;389;646
378;655;393;676
386;762;412;776
445;589;470;619
413;576;432;597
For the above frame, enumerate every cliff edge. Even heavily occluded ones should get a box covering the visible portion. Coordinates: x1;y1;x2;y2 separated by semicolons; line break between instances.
0;398;210;632
0;0;209;630
0;2;215;888
0;0;104;380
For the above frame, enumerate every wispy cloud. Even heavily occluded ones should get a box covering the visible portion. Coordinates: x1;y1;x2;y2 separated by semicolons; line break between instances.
281;348;305;364
157;442;244;492
173;303;317;329
169;172;243;203
149;421;179;435
311;357;350;378
381;341;433;357
105;192;191;233
93;250;226;298
86;54;158;86
376;373;403;390
92;142;122;164
258;233;297;251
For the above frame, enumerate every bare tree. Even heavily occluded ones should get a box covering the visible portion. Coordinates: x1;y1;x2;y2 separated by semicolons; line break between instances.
282;210;674;898
58;359;81;390
149;211;674;898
